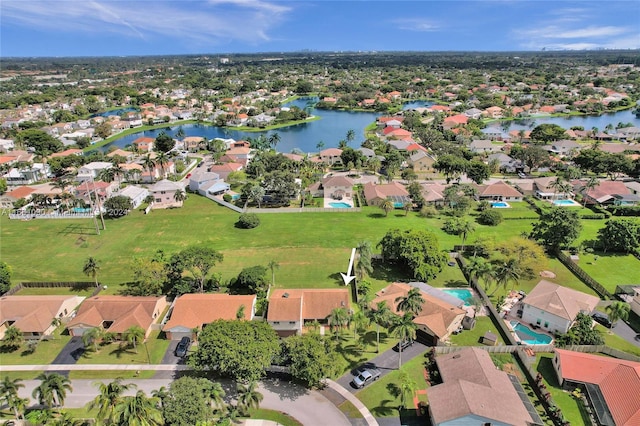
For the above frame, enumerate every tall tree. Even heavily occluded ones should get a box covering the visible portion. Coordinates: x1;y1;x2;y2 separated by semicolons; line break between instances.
355;241;374;282
490;258;522;296
605;302;630;327
173;189;186;204
0;376;27;420
173;246;224;293
112;390;164;426
531;208;582;250
368;301;393;353
381;199;394;217
328;307;351;336
163;377;215;426
87;378;137;425
398;370;417;409
389;313;417;369
123;325;145;352
236;380;263;414
581;176;599;207
32;373;72;408
267;260;279;297
378;229;447;281
284;333;340;388
1;325;23;351
83;256;101;286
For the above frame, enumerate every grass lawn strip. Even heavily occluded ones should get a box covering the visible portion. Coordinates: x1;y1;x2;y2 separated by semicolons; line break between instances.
576;253;640;294
248;408;304;426
75;331;169;365
448;316;505;346
0;335;71;365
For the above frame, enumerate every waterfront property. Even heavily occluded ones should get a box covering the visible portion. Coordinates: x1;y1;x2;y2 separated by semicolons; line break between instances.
516;280;600;334
426;347;540;426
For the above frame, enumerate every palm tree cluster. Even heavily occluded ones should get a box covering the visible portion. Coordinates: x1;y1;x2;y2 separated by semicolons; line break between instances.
464;255;522;296
88;379;163;426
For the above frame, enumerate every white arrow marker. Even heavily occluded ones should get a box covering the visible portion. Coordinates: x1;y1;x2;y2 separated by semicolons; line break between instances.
340;247;357;285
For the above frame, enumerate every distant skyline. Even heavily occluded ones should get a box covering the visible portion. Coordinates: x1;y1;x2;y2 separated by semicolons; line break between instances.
1;1;639;57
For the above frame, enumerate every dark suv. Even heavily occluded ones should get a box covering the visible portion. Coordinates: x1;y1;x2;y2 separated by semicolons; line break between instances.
592;311;612;328
175;336;191;357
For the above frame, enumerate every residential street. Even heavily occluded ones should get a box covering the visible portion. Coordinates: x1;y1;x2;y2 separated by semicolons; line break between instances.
612;319;640;347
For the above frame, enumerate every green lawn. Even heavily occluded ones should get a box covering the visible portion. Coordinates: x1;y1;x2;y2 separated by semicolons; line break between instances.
576;253;640;294
0;334;71;365
248;408;304;426
356;352;428;418
75;331;169;365
596;325;640;357
448;316;505;346
331;326;398;377
535;354;592;426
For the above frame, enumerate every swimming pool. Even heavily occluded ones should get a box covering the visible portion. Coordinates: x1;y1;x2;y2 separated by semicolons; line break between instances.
510;321;553;345
440;288;473;306
552;199;580;207
73;208;91;213
491;202;510;208
329;202;352;208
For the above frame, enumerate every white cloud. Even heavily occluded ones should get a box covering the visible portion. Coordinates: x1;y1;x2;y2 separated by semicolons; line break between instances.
392;18;440;32
1;0;291;45
521;25;629;40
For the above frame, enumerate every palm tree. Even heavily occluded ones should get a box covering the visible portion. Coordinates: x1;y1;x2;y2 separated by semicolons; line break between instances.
1;325;23;350
267;260;279;297
268;132;281;150
395;288;425;318
458;219;475;251
368;301;393;353
398;370;417;409
142;154;156;183
83;256;101;286
490;258;521;296
111;163;125;186
155;151;169;178
381;199;394;217
328;307;350;337
98;167;116;183
389;313;417;369
173;189;186;204
175;127;186;140
112;390;164;426
88;378;137;424
581;176;599;207
0;376;26;420
151;386;168;409
355;241;373;282
346;129;356;146
205;381;226;411
236;380;263;414
32;373;72;408
403;201;412;216
48;411;86;426
316;141;325;151
605;302;630;327
50;317;62;339
83;326;104;352
465;256;489;286
549;177;566;202
351;310;370;341
123;325;145;352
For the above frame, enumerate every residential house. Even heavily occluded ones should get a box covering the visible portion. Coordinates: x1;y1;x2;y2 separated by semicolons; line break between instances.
442;114;468;130
577;180;633;206
408;151;436;174
0;295;85;339
383;128;413;140
357;147;376;160
463;108;483;119
481;128;504;140
188;171;229;196
426;347;539;426
625;181;640;196
420;182;447;206
49;149;83;159
133;137;154;153
320;175;354;199
387;139;412;151
208;163;243;180
3;163;50;185
469;139;501;154
372;283;466;345
475;181;523;202
517;280;600;334
319;148;343;166
0;186;36;209
118;185;149;209
74;180;116;204
77;162;113;182
67;295;167;338
362;181;410;207
163;294;256;340
528;176;574;200
553;349;640;426
545;139;581;156
141;162;176;183
267;289;350;337
149;179;185;209
182;136;205;152
483;106;504;118
224;147;253;166
106;149;135;161
0;138;15;152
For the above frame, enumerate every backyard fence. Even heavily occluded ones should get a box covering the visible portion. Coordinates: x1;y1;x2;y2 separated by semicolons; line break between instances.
205;194;244;213
555;250;612;299
9;212;95;220
245;207;361;213
3;281;102;297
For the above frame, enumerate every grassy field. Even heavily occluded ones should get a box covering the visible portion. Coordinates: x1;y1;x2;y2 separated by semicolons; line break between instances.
577;253;640;294
448;316;505;346
75;331;169;365
0;335;71;365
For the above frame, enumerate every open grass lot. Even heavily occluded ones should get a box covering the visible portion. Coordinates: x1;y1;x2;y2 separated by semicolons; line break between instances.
576;253;640;294
535;354;592;426
356;352;428;418
595;324;640;357
333;327;398;377
1;194;553;291
75;331;169;365
0;333;71;365
448;316;505;346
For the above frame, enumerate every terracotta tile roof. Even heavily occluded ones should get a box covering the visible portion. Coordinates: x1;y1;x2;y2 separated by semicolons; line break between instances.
133;137;154;144
372;283;465;339
50;149;83;158
67;295;166;333
0;295;85;334
5;186;36;199
268;289;350;322
523;280;599;321
426;347;535;426
323;176;354;188
319;148;343;156
164;294;256;331
363;182;409;203
476;181;523;197
582;180;630;203
556;349;640;426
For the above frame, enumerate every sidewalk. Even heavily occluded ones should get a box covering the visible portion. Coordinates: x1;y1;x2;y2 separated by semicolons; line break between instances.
0;364;190;371
325;379;378;426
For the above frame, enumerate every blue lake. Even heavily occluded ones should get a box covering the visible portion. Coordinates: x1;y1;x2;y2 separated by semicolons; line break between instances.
97;98;638;153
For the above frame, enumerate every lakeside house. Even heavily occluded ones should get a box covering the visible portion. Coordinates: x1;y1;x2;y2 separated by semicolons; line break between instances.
149;179;185;209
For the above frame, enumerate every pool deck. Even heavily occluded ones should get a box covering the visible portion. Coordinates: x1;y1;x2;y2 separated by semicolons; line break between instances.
323;197;354;208
505;318;554;345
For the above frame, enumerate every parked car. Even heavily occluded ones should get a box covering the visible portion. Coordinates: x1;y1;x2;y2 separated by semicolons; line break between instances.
175;336;191;357
352;368;381;388
393;339;414;352
592;311;612;328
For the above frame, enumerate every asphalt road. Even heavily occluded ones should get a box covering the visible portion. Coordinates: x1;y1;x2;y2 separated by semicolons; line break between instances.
16;378;351;426
611;319;640;347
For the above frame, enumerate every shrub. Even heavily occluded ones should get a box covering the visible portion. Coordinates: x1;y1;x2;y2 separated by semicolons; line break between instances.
237;213;260;229
478;209;503;226
222;193;232;203
103;195;133;218
419;205;438;218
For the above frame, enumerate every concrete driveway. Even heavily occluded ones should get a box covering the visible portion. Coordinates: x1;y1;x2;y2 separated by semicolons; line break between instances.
153;339;187;379
611;319;640;347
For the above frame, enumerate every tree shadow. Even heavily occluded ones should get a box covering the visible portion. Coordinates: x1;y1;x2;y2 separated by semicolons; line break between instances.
260;374;310;402
58;224;98;236
443;279;468;288
328;272;345;285
370;399;398;417
367;212;386;219
370;261;412;282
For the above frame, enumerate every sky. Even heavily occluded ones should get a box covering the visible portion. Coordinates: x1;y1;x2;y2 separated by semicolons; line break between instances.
1;0;639;57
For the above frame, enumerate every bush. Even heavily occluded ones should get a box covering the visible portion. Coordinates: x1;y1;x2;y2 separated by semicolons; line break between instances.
103;195;133;218
478;209;503;226
222;193;232;203
237;213;260;229
419;205;439;218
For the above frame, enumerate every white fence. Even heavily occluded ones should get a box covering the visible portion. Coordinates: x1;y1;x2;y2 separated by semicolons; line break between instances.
9;212;95;220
